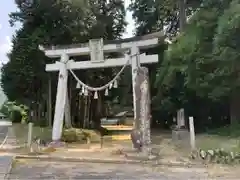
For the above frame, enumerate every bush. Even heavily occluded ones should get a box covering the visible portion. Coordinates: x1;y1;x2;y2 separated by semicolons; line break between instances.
61;128;101;143
0;101;29;123
191;148;240;164
11;110;22;123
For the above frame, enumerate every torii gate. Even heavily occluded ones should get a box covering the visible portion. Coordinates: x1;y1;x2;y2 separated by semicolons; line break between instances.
39;34;163;143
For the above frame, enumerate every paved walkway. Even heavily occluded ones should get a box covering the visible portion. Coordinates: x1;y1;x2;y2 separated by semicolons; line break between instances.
0;156;13;179
8;160;209;179
0;125;16;179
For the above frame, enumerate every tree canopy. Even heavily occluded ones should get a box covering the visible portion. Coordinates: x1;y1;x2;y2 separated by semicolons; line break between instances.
1;0;126;104
1;0;127;126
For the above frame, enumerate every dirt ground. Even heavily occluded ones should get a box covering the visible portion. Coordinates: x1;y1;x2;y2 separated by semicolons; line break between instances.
8;159;240;179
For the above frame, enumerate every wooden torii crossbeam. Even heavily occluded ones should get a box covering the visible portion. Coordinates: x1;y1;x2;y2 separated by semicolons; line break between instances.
40;32;164;143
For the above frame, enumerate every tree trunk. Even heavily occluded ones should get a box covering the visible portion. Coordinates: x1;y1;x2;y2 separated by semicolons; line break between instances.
86;95;91;128
90;96;101;128
97;92;103;117
37;102;41;121
178;0;186;32
33;109;37;123
78;96;85;128
36;88;42;121
230;92;240;125
47;75;52;127
83;96;88;128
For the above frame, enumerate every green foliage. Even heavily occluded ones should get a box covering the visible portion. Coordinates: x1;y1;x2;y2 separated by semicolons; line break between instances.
11;110;22;123
149;0;240;127
129;0;165;35
129;0;201;36
212;0;240;92
156;0;240;100
2;0;89;103
156;0;230;99
2;0;126;102
153;0;238;108
0;101;10;117
0;101;28;123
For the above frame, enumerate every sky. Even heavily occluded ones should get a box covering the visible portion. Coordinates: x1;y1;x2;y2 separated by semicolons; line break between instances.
0;0;135;65
0;0;16;65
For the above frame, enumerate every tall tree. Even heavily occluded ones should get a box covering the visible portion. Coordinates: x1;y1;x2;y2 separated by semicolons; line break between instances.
1;0;126;125
2;0;88;104
212;0;240;124
129;0;201;36
154;0;240;126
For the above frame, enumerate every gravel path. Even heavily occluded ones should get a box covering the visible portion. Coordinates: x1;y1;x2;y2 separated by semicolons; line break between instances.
8;160;211;180
0;126;14;179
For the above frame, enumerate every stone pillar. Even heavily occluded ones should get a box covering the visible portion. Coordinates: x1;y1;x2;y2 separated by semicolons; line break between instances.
131;60;142;151
177;108;185;128
139;67;151;156
172;108;189;148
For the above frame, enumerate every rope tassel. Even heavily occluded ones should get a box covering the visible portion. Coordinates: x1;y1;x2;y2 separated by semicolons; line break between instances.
84;89;88;96
94;91;98;99
109;82;113;89
104;88;109;96
76;82;81;89
113;80;118;88
81;86;85;93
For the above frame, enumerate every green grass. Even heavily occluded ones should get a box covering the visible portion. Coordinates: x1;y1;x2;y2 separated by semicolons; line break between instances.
207;124;240;138
196;134;240;152
12;123;52;145
196;124;240;152
150;129;240;155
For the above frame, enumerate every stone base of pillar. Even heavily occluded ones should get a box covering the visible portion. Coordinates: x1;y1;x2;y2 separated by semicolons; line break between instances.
172;128;189;148
130;129;142;152
48;140;66;148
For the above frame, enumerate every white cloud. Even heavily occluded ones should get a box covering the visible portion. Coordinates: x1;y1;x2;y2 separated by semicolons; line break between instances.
0;36;12;65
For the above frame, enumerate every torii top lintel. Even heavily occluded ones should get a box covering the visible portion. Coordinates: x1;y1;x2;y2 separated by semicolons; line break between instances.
39;31;165;58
